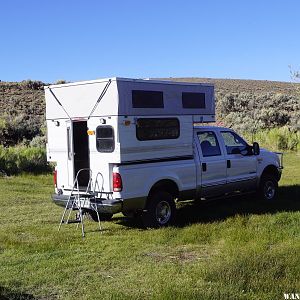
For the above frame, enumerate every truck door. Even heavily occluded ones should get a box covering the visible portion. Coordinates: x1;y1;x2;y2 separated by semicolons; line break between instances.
220;130;257;192
195;130;227;198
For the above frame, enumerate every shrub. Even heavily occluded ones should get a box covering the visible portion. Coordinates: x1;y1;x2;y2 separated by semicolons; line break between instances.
29;135;47;147
55;79;67;84
217;92;300;132
242;127;300;152
21;80;44;90
0;146;52;175
0;117;6;142
0;113;44;146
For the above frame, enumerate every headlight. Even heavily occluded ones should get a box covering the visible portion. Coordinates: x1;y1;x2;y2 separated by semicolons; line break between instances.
274;152;284;169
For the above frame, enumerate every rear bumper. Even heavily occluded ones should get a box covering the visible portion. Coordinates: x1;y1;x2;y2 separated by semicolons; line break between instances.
52;194;123;214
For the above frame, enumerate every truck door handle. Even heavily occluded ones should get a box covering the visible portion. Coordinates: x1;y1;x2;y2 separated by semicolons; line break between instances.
227;160;231;168
202;163;207;172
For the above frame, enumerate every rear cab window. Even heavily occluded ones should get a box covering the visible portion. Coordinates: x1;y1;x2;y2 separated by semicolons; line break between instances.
197;131;222;157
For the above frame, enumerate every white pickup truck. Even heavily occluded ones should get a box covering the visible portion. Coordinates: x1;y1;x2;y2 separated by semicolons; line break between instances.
110;125;283;227
51;124;283;228
46;78;283;228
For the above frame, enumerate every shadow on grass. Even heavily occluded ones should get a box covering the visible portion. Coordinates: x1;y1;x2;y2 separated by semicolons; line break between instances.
116;185;300;228
0;286;36;300
174;185;300;227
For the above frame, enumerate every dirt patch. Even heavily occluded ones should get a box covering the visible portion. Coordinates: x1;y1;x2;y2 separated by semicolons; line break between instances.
142;245;218;263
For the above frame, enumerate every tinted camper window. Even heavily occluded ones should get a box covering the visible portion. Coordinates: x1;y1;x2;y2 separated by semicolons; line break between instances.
96;126;115;152
132;90;164;108
182;92;206;109
136;118;180;141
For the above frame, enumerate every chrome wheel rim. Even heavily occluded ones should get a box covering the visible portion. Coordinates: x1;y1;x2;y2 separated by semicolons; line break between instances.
156;201;171;225
264;180;275;200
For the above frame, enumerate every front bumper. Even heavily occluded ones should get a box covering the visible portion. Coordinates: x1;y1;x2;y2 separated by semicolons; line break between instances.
52;194;123;214
275;152;284;169
278;167;283;181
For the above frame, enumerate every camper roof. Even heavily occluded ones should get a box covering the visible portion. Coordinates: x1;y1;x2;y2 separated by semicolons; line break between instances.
45;77;215;121
45;77;214;90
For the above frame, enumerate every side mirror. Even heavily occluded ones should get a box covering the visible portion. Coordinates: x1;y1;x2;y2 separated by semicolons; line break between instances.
253;142;260;155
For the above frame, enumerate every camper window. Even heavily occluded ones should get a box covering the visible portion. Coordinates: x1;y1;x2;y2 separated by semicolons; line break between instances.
132;90;164;108
96;126;115;152
182;92;206;109
136;118;180;141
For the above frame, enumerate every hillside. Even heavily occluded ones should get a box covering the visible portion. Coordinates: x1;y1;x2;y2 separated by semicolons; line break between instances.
0;78;299;146
0;78;298;117
0;78;298;115
0;80;45;118
159;77;299;96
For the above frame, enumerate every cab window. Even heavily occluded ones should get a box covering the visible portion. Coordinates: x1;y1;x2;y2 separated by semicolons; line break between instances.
197;131;221;157
221;131;249;155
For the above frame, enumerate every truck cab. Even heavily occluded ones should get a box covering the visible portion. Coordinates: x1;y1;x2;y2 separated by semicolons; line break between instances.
193;126;282;199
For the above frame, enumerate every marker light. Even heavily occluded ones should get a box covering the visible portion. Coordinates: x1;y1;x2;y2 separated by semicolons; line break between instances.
123;120;131;126
87;130;95;135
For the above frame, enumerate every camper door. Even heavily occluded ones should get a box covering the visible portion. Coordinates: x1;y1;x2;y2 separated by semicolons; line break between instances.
66;121;74;187
66;120;90;188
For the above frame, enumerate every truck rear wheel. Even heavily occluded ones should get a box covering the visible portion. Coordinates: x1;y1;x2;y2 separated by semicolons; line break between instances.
122;211;137;218
142;191;176;228
259;174;278;201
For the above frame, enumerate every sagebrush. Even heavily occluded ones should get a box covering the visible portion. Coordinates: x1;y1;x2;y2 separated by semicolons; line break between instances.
0;146;52;175
242;127;300;151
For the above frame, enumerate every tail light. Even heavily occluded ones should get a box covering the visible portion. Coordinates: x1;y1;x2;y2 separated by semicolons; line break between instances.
53;170;57;188
113;172;123;192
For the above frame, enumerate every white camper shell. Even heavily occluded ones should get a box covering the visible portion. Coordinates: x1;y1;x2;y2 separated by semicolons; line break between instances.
45;77;215;216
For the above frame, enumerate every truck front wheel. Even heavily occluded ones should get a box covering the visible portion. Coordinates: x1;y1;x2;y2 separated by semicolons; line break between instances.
259;174;278;201
142;191;176;228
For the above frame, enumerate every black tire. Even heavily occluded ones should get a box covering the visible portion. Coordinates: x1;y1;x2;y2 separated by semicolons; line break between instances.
122;211;137;218
142;191;176;228
259;174;278;201
88;210;113;222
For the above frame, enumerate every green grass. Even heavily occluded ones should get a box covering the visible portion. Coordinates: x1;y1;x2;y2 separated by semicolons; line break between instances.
0;154;299;300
